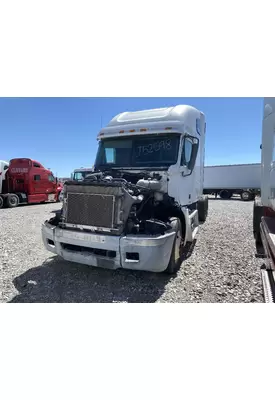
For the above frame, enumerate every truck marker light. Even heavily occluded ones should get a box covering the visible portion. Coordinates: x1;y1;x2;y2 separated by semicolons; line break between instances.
119;130;125;133
165;127;173;130
129;129;136;132
140;128;147;132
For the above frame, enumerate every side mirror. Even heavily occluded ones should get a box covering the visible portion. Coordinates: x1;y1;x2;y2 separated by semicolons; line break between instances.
181;168;188;177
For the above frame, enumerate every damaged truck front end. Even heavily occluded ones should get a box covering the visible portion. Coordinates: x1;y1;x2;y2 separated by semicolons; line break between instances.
42;171;180;272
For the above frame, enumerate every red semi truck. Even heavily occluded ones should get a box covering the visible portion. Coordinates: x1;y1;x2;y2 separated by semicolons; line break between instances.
0;158;62;209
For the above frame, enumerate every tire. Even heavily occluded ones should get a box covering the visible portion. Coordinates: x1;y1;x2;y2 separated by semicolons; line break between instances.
0;196;3;209
198;195;208;222
253;197;264;244
219;190;232;199
165;218;183;274
6;194;19;208
241;190;253;201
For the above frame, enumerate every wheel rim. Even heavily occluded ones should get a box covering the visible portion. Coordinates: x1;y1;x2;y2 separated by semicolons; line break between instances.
242;192;249;199
10;196;17;205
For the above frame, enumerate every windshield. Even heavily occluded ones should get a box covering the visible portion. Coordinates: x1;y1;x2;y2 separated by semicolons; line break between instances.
95;135;180;169
73;171;93;180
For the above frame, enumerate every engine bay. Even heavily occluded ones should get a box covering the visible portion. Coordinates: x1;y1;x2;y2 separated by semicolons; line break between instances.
49;170;182;236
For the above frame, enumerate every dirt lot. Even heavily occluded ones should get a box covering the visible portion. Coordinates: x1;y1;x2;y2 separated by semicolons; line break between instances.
0;199;264;302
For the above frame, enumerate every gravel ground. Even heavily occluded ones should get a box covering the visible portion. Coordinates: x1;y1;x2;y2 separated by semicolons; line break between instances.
0;198;264;303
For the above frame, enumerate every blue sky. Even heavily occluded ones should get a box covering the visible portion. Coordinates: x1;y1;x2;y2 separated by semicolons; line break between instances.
0;97;263;177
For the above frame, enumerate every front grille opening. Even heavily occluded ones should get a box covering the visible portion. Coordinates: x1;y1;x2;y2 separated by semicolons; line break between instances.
61;243;116;258
126;252;139;261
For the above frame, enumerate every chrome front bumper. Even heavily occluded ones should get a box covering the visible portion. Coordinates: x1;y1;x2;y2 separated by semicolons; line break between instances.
42;221;176;272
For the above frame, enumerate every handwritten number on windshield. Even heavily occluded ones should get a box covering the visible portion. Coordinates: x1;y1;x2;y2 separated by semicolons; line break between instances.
136;140;172;157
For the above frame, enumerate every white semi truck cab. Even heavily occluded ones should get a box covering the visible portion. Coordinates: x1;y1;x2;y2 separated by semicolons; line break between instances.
0;160;9;208
42;105;208;273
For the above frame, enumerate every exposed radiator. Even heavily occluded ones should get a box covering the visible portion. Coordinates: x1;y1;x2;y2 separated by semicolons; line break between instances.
66;192;115;228
62;183;135;234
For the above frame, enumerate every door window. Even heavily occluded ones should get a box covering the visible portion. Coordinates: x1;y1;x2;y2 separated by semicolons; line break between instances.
181;137;193;166
34;175;40;181
48;174;55;182
180;135;199;174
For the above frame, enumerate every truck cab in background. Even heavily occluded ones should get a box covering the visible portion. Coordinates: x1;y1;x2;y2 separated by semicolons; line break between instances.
59;167;95;202
72;167;94;181
42;105;208;274
0;158;62;208
253;98;275;301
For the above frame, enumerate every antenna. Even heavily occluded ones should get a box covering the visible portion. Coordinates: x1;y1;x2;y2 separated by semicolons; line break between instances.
100;116;102;128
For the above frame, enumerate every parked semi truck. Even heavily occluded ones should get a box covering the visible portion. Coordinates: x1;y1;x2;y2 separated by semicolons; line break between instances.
0;158;62;208
253;98;275;302
203;163;261;201
42;105;208;273
59;167;95;201
71;167;94;181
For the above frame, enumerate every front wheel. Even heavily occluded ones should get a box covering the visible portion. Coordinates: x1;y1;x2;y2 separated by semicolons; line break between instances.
165;218;183;274
0;196;4;209
198;195;208;222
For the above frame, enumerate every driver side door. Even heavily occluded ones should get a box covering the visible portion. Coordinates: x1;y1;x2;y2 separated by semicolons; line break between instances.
178;135;199;206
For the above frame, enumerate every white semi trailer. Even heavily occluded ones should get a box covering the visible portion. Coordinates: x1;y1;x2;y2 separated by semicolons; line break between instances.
41;105;208;274
203;163;261;201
